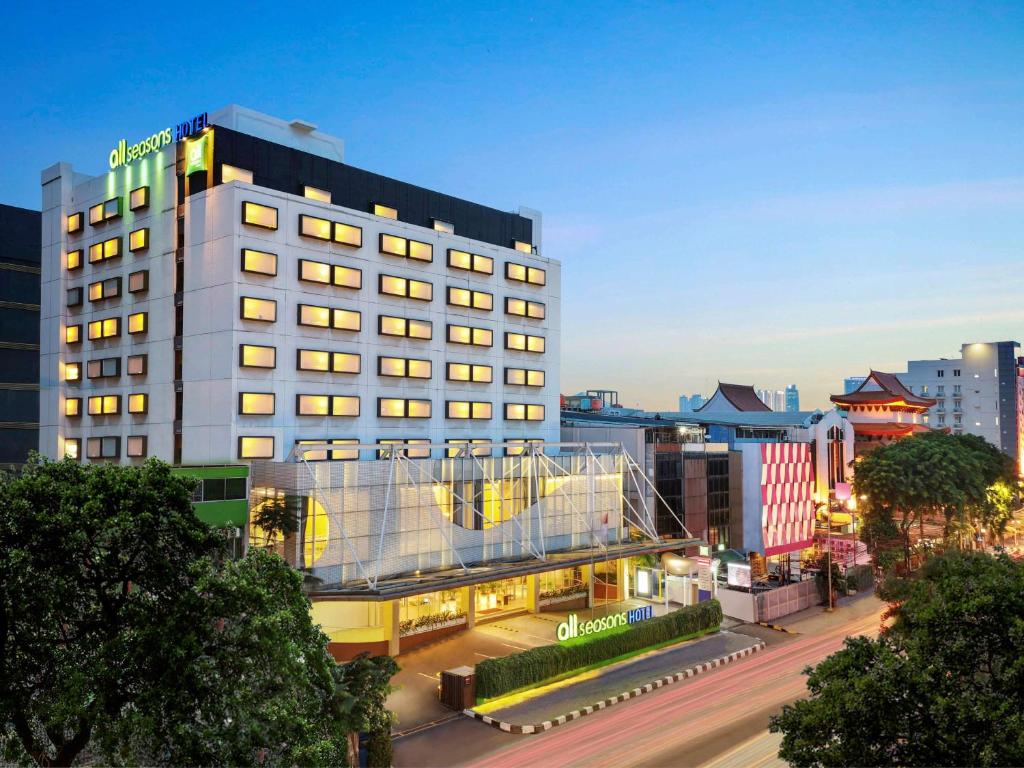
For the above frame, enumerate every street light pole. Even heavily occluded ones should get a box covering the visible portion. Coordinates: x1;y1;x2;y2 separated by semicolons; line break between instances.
825;502;834;612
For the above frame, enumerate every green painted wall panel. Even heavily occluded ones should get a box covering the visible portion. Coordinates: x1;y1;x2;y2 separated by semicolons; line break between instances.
194;500;248;527
172;465;249;480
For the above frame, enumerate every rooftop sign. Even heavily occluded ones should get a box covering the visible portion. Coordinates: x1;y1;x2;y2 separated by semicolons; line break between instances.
108;111;209;170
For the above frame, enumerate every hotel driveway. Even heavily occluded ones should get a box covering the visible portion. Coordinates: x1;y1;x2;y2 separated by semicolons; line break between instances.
389;599;677;733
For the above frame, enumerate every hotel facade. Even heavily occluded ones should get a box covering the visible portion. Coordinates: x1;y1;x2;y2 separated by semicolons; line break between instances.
39;106;698;657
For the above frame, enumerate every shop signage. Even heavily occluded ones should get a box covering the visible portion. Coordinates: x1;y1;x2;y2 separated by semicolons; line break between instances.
726;562;752;588
108;111;209;170
556;605;653;642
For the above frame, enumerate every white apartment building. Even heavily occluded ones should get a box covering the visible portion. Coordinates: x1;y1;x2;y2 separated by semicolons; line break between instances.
898;341;1021;460
40;106;560;466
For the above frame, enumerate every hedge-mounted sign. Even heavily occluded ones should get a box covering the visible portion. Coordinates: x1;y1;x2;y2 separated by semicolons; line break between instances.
555;605;653;643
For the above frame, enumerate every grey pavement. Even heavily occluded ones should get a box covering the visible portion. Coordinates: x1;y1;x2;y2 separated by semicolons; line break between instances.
480;629;760;725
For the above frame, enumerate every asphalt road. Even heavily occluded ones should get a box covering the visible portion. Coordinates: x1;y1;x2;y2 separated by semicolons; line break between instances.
393;595;885;768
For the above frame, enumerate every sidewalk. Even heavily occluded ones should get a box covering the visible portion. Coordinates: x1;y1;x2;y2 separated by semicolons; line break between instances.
473;629;762;726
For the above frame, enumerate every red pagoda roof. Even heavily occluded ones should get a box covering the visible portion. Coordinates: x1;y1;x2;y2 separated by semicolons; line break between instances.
831;370;936;409
854;422;932;437
696;382;772;413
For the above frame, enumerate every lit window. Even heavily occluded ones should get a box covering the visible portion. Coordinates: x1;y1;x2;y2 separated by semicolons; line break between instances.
239;392;275;415
505;332;544;353
377;439;431;459
296;394;360;417
446;363;492;383
378;315;432;340
65;362;81;382
378;356;432;379
128;228;149;252
239;344;276;369
238;436;274;459
87;395;121;415
297;349;361;373
299;259;331;284
433;219;454;234
67;212;83;234
129;186;149;211
88;237;121;264
299;214;332;241
447;286;493;311
86;436;120;459
66;325;81;344
241;249;277;276
447;249;493;275
333;222;363;248
505;403;546;421
513;240;532;253
505;367;545;387
126;436;147;458
506;261;546;286
128;393;148;414
304;185;331;203
242;201;278;230
506;439;543;457
67;287;83;307
445;439;492;458
127;312;147;335
446;401;492;420
408;240;432;262
88;276;121;302
378;398;431;418
380;234;408;257
447;324;492;347
127;354;147;375
295;438;358;461
65;397;81;417
222;164;254;184
505;297;545;319
128;270;149;293
67;250;83;271
240;296;277;322
297;304;330;328
379;274;433;301
333;308;361;331
333;265;362;289
88;317;120;340
373;203;398;219
89;204;104;226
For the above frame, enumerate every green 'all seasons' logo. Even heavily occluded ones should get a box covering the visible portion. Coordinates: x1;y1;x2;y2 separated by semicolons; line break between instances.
107;112;208;170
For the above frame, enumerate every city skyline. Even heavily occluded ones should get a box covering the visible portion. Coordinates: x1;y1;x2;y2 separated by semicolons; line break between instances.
3;2;1023;411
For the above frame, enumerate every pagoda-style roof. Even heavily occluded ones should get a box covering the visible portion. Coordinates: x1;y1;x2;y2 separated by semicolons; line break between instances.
853;422;932;438
697;382;772;413
831;370;936;409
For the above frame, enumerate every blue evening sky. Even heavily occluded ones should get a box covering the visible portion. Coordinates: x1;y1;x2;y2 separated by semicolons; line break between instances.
4;2;1022;409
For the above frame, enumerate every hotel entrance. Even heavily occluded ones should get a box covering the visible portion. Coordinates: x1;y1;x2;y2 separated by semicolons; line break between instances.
475;576;529;620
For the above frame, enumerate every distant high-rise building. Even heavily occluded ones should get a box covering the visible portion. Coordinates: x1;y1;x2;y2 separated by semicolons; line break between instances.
843;376;867;394
785;384;800;412
755;388;785;412
679;393;706;412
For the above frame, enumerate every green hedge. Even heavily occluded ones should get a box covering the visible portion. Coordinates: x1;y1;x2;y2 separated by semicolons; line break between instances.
475;600;722;700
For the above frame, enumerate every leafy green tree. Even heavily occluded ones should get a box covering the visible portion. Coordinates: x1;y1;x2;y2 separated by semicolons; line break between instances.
771;551;1024;766
854;431;1015;565
333;655;399;767
1;457;397;767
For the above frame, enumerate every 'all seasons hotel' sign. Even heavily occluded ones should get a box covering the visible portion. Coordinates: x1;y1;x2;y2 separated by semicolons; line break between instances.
108;111;209;170
555;605;653;642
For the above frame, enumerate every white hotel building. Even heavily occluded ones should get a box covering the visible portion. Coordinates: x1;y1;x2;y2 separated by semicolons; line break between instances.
38;106;699;658
40;105;559;465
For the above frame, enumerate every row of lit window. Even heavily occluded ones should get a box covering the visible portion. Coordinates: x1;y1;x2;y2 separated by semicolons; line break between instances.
240;202;543;282
240;435;543;460
238;297;545;351
66;188;149;235
237;394;545;421
62;313;148;343
65;354;148;382
237;343;544;385
65;393;148;417
66;230;148;272
64;435;147;460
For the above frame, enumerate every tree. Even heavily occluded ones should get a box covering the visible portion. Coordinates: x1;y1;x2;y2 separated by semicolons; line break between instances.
853;431;1015;566
770;551;1024;766
1;457;396;767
